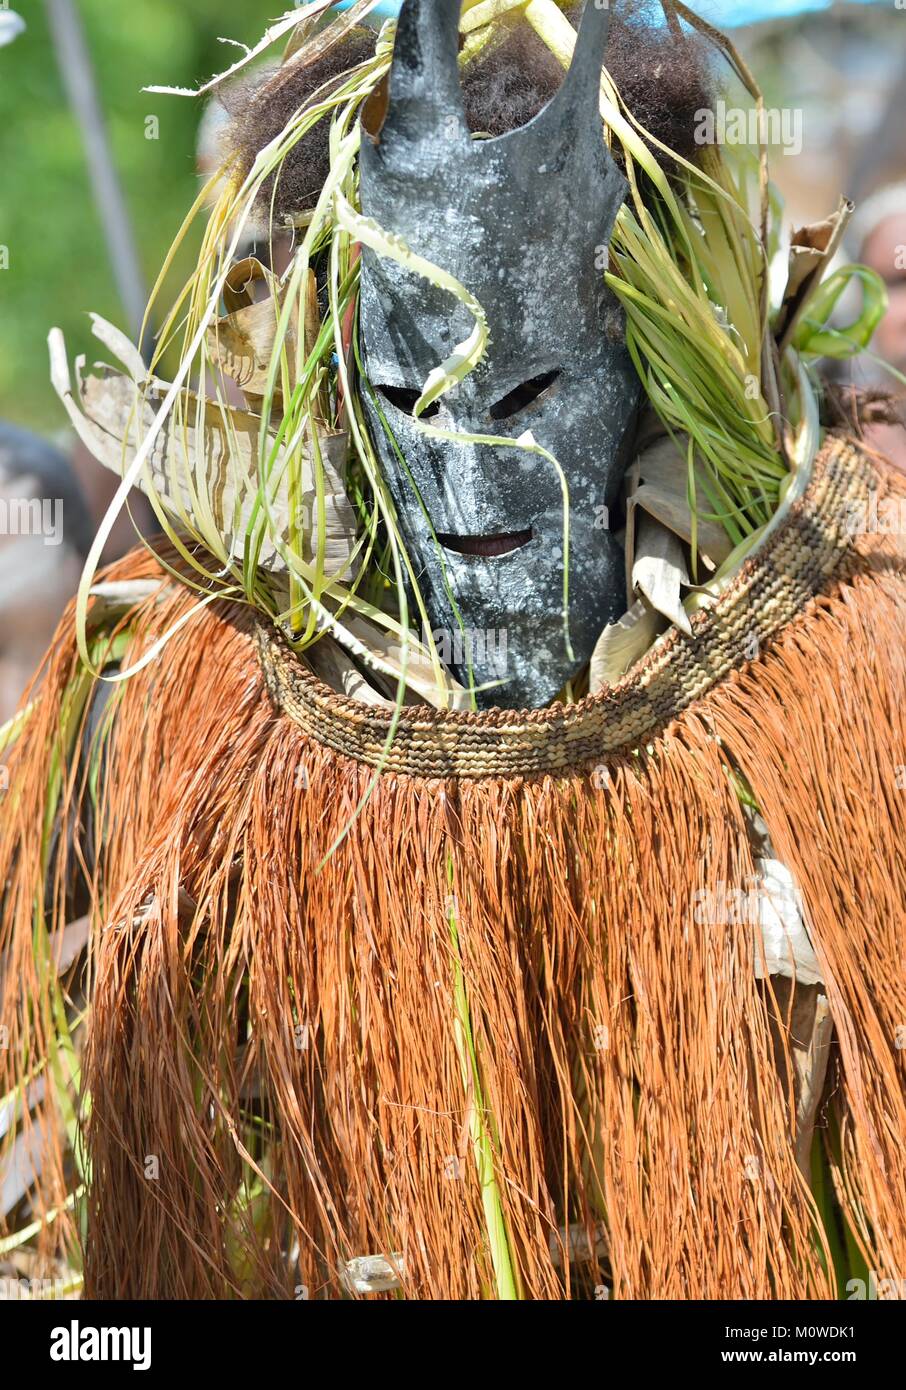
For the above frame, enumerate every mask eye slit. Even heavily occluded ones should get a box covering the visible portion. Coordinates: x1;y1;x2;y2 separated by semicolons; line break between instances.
489;369;561;422
375;384;440;419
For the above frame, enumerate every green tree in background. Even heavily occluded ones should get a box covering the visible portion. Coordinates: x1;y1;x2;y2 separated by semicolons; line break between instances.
0;0;274;431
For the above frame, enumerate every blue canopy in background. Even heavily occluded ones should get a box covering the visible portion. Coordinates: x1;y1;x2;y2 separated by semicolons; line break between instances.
714;0;882;22
332;0;885;27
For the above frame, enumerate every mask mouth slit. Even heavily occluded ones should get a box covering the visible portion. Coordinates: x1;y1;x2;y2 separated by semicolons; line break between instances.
436;528;534;559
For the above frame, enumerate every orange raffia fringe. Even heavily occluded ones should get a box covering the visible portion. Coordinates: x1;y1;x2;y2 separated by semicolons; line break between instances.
1;468;906;1300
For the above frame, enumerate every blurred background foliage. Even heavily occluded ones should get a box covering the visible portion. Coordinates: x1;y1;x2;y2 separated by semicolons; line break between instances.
0;0;273;430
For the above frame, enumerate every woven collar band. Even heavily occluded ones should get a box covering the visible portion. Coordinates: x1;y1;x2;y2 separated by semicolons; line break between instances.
258;435;879;779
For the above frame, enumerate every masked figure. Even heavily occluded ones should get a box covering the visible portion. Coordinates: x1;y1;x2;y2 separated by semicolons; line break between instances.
2;0;906;1302
358;0;639;706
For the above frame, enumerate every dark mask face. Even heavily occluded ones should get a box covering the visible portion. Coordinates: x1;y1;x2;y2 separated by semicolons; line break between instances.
358;0;640;708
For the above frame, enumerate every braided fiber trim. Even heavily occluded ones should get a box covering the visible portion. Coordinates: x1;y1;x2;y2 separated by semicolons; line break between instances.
258;435;881;778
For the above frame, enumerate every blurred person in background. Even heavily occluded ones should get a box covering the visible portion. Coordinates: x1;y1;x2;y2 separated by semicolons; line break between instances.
846;55;906;471
0;423;93;721
0;423;154;723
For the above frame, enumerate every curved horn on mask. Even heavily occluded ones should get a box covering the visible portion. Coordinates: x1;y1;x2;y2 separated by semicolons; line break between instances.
530;0;612;137
362;0;465;151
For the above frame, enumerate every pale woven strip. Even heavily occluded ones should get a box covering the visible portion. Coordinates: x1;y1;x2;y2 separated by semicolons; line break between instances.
258;436;879;778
